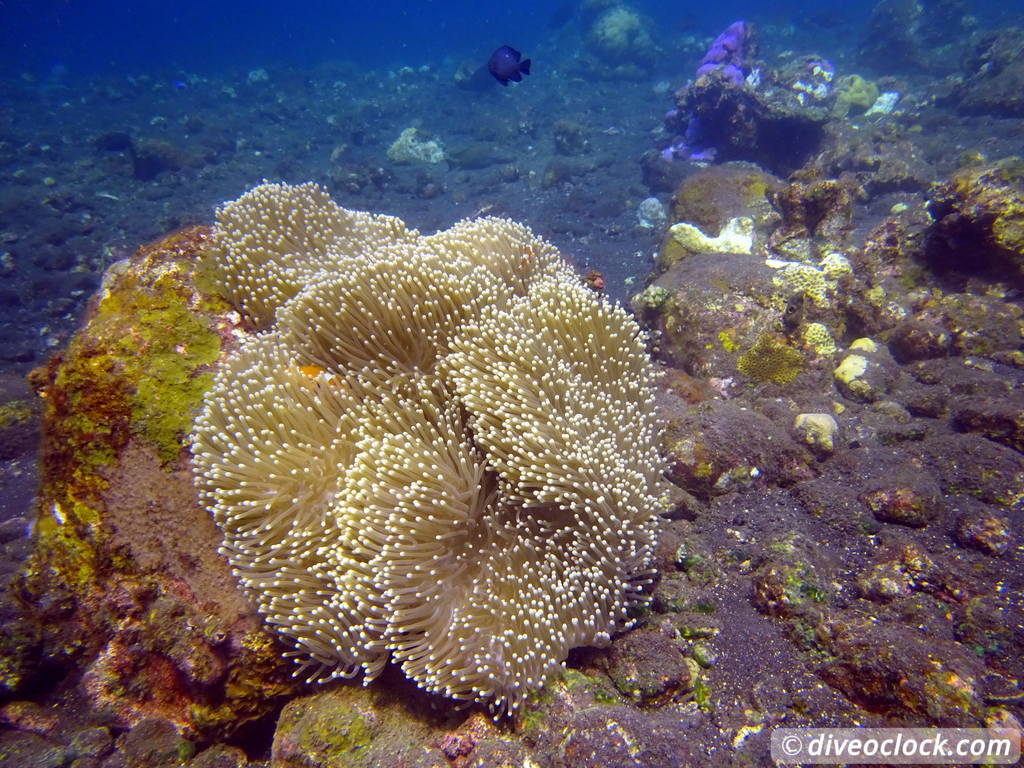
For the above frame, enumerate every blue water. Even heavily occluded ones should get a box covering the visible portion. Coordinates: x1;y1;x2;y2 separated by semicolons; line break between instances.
0;1;861;78
3;0;1017;80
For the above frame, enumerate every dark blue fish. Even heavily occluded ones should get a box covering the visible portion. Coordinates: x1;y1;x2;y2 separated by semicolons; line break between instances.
487;45;531;86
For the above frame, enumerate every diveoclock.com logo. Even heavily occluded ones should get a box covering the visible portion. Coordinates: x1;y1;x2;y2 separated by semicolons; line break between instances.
770;727;1020;764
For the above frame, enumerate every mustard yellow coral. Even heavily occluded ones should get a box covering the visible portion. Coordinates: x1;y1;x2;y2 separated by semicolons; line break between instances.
737;333;805;385
192;182;666;713
831;74;879;118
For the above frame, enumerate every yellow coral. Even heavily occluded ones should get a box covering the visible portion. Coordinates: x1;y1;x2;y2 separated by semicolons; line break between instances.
849;337;878;353
831;74;879;118
772;262;829;307
819;252;852;280
737;333;805;385
793;413;839;452
669;217;753;257
803;322;836;356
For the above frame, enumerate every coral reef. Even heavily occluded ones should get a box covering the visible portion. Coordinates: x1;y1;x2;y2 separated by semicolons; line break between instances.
668;163;780;237
803;118;934;197
193;182;667;713
654;163;780;272
668;217;753;259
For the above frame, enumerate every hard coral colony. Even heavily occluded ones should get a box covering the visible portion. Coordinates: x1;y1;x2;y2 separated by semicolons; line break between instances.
191;182;667;713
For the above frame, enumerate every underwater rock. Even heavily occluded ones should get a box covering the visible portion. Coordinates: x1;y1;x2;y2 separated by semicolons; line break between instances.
668;163;781;238
632;252;777;378
552;118;591;156
751;536;830;619
540;156;595;187
954;509;1013;557
951;28;1024;116
270;685;454;768
452;59;494;92
445;141;513;169
887;320;952;363
605;625;693;706
777;55;836;111
953;395;1024;453
663;400;813;500
0;729;66;768
805;119;934;197
793;413;840;455
114;717;195;767
819;620;985;725
674;69;830;176
655;163;781;274
926;157;1024;289
639;148;688;193
858;0;972;75
0;375;39;462
93;131;134;153
877;291;1023;365
635;196;667;230
14;226;302;740
830;74;879;118
861;470;941;528
916;434;1024;510
955;593;1024;690
767;179;854;259
516;687;715;768
130;139;197;181
634;246;845;389
833;338;898;403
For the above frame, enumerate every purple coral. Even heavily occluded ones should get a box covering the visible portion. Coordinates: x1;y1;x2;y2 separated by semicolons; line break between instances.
656;21;753;164
695;21;749;85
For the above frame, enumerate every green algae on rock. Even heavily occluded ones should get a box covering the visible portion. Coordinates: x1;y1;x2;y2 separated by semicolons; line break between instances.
16;226;302;740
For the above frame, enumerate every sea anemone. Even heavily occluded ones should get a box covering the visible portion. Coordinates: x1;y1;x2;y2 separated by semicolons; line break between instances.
191;182;666;712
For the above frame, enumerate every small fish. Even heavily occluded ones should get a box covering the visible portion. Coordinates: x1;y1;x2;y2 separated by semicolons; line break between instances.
487;45;531;86
782;293;805;335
